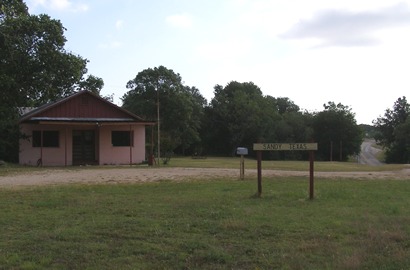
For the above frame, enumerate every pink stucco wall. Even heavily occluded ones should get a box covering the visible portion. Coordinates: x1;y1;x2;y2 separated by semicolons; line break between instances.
19;123;146;166
98;125;146;165
19;124;68;166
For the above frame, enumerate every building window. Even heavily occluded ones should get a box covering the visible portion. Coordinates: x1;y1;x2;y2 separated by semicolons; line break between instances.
112;131;133;147
32;131;59;147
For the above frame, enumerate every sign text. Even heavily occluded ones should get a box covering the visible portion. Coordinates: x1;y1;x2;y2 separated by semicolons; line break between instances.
253;143;318;151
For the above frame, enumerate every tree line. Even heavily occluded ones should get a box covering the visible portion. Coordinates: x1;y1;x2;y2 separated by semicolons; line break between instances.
1;1;409;163
123;67;410;164
122;66;363;161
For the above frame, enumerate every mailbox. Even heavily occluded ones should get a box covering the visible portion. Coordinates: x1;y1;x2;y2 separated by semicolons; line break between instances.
236;147;248;155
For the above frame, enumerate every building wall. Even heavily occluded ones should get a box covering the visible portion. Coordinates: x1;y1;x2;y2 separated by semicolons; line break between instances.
19;123;146;166
19;124;69;166
99;126;145;165
98;125;146;165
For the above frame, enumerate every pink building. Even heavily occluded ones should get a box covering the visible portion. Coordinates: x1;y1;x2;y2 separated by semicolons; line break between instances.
19;91;154;166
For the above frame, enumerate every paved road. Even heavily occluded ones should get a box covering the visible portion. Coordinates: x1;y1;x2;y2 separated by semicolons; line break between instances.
359;139;383;166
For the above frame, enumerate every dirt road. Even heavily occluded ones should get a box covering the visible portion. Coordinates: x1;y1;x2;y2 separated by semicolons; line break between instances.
1;166;410;187
359;139;382;166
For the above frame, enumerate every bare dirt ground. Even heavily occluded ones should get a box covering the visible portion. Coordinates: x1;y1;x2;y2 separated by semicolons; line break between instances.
1;166;410;187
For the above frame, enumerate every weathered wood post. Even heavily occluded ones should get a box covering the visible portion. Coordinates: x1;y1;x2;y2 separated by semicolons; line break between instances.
257;150;262;197
253;142;318;199
309;149;314;200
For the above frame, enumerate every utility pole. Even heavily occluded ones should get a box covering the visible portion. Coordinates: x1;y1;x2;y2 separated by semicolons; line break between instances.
156;84;160;166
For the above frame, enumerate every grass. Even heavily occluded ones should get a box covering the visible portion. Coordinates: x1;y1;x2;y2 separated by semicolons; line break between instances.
170;156;407;172
0;162;45;176
1;178;410;269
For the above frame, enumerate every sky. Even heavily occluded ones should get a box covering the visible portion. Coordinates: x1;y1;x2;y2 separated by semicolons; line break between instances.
26;0;410;125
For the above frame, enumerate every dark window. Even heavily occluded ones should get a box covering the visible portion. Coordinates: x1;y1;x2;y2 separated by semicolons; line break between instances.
32;131;59;147
112;131;133;147
32;131;41;147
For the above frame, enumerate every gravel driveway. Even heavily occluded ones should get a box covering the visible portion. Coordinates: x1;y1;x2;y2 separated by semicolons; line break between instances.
1;166;410;187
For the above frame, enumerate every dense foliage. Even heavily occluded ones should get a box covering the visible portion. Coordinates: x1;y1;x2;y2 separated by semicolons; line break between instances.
201;82;313;158
0;0;103;162
374;97;410;163
360;124;377;138
122;66;206;156
312;102;363;161
122;72;363;161
201;82;272;156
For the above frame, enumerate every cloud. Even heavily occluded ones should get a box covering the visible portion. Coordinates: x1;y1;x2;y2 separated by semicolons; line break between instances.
195;36;253;63
98;41;122;50
281;2;410;47
165;14;193;29
115;20;125;30
29;0;88;12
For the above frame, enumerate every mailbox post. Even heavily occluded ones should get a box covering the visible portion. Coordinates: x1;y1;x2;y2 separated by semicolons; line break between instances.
236;147;248;180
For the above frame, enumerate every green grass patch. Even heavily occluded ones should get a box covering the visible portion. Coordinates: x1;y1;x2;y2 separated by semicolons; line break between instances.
1;178;410;269
170;156;406;172
0;162;45;176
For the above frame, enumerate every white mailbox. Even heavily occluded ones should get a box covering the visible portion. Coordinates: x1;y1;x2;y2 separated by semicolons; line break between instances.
236;147;248;155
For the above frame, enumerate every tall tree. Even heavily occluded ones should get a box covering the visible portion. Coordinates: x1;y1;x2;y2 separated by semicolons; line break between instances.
312;102;363;161
0;0;28;21
0;106;20;162
1;0;103;107
275;97;300;114
77;74;105;95
374;96;410;163
0;0;103;162
122;66;206;155
203;81;279;155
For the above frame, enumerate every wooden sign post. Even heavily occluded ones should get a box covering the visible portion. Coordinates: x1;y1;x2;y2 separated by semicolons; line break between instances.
253;143;318;199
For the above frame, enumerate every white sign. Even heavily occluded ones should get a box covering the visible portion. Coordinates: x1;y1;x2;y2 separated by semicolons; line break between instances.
253;143;318;151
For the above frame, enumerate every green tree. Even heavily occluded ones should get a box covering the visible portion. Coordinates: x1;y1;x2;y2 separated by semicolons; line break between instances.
0;0;28;21
312;102;363;161
259;96;313;160
202;82;314;158
203;81;279;155
275;97;300;114
1;0;104;106
122;66;206;155
374;97;410;163
272;97;312;143
360;124;377;138
0;106;20;162
77;74;104;95
0;0;103;162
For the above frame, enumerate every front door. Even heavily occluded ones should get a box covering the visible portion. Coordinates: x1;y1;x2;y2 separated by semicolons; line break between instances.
72;130;96;165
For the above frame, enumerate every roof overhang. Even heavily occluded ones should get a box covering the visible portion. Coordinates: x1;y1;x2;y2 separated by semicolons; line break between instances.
21;117;155;126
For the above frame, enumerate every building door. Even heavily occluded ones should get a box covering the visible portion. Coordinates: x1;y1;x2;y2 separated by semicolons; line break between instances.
72;130;96;165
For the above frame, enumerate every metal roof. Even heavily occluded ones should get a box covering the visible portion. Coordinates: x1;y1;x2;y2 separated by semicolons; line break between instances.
19;91;155;125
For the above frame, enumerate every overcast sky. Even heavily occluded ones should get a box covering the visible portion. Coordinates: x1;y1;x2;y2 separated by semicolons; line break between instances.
26;0;410;124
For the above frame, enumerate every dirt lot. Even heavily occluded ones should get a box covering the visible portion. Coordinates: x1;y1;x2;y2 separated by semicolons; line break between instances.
1;166;410;187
